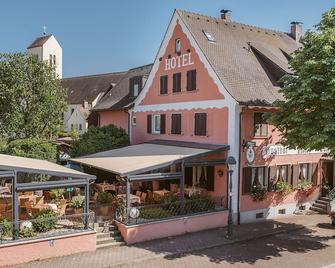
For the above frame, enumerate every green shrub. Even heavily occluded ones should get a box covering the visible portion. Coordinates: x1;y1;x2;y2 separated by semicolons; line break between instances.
297;180;313;192
139;207;173;219
4;138;57;162
0;218;12;237
275;181;292;195
32;209;57;233
49;188;66;200
97;192;112;205
251;185;268;201
20;227;35;238
71;125;129;157
71;195;85;209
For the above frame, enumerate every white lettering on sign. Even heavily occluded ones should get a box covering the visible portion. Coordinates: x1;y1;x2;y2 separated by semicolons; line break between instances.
164;52;194;71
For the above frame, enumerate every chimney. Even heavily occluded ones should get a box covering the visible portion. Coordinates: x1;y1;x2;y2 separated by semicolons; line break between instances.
220;9;232;22
290;21;303;42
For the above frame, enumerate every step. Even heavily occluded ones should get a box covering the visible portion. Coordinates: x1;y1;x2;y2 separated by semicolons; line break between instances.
94;222;115;228
97;231;120;239
313;203;327;209
97;236;123;245
96;241;125;249
95;225;117;233
315;199;329;205
310;206;327;214
320;197;331;202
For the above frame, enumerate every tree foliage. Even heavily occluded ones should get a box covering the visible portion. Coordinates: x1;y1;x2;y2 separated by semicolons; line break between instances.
269;8;335;156
71;124;129;157
0;53;67;140
4;138;57;162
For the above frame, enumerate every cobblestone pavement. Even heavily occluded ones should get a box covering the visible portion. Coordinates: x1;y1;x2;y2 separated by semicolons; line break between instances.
11;214;335;268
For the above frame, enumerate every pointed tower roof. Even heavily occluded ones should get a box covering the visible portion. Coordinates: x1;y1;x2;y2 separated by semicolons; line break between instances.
27;34;52;49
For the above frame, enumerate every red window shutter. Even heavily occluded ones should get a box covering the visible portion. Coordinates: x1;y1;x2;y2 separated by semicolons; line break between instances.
242;167;252;194
195;113;207;136
160;114;166;134
160;76;168;94
171;114;181;134
147;114;152;134
292;164;299;188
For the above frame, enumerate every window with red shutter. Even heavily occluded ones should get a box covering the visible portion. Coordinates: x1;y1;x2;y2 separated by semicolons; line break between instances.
160;114;166;134
147;114;152;134
187;70;196;91
242;167;252;194
171;114;181;134
160;75;168;94
173;73;181;93
194;113;207;136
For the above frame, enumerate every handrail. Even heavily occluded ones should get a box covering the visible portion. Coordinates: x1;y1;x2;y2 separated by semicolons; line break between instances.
327;187;335;201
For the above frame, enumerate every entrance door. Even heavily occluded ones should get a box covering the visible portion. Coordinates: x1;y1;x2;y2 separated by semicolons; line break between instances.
325;162;334;189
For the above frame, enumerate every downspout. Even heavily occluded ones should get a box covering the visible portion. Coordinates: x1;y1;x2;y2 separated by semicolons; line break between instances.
127;109;132;143
237;109;242;224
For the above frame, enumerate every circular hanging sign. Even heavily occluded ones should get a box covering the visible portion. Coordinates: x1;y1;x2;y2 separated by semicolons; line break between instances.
129;207;140;219
246;147;255;165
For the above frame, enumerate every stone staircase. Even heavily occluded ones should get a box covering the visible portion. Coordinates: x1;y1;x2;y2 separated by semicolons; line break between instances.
94;221;125;249
310;196;330;214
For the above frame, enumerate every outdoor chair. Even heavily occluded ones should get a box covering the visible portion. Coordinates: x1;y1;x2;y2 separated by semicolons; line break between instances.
140;192;147;204
59;198;67;207
136;191;142;197
35;196;44;207
19;197;29;208
5;183;11;192
25;201;34;218
58;203;68;217
147;190;154;204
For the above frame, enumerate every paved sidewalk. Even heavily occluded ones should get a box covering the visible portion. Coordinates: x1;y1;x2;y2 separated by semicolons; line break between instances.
11;213;330;268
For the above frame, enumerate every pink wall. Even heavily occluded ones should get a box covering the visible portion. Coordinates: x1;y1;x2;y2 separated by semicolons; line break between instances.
239;107;324;211
132;108;229;145
0;232;96;267
140;23;225;105
117;211;228;245
99;110;129;133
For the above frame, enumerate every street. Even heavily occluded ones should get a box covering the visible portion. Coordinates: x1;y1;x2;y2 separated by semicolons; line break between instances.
124;223;335;268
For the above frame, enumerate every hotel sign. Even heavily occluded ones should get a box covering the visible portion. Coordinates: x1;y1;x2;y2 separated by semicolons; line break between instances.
164;52;194;71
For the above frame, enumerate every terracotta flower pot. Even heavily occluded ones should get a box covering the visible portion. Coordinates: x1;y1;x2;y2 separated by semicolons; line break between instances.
74;208;83;214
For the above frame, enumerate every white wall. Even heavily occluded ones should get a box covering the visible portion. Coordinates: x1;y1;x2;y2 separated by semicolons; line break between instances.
63;105;88;135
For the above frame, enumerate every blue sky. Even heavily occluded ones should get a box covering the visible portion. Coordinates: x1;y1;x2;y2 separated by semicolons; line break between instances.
1;0;333;78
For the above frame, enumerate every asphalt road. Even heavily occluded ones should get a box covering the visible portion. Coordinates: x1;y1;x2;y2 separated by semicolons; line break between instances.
123;223;335;268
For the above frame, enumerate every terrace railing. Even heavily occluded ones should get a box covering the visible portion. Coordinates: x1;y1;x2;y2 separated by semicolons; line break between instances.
0;212;95;244
117;196;227;226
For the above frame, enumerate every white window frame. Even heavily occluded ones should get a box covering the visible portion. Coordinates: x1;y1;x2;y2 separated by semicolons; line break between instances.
152;114;161;134
133;84;139;97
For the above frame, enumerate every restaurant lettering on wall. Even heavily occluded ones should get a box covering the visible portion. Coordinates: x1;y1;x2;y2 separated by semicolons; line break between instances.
165;52;194;71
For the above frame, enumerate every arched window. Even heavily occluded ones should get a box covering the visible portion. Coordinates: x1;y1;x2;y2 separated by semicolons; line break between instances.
175;39;181;53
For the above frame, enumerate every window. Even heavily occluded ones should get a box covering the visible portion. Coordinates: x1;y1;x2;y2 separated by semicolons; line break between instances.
194;113;207;136
53;55;56;65
71;124;74;130
71;108;75;114
299;163;309;181
49;54;52;65
175;39;181;53
129;76;142;97
184;166;214;191
171;114;181;134
132;115;137;126
277;165;290;183
242;166;268;194
254;112;268;137
256;212;264;219
160;75;168;94
173;73;182;93
187;70;196;91
147;114;166;134
79;124;82;131
203;30;216;42
278;209;286;214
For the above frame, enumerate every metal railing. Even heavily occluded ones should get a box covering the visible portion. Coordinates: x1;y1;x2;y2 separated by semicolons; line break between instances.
328;187;335;201
0;212;95;244
117;196;227;226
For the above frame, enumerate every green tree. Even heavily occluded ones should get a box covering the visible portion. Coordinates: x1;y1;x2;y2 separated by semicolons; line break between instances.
0;53;67;140
4;138;57;162
269;8;335;156
71;125;129;157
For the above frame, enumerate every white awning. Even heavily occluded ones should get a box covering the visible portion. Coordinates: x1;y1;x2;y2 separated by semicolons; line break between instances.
71;142;223;176
0;154;95;179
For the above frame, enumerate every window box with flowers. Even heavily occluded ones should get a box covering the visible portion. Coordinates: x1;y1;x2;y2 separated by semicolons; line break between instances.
297;180;314;195
251;184;268;201
275;181;292;196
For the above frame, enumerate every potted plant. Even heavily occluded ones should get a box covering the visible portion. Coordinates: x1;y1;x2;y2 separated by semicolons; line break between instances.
71;195;85;214
251;184;268;201
49;188;65;204
97;192;112;216
275;181;292;196
297;180;313;195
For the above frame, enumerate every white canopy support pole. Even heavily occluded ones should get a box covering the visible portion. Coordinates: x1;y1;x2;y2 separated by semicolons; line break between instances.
12;171;19;240
126;179;131;224
84;181;89;228
180;161;185;201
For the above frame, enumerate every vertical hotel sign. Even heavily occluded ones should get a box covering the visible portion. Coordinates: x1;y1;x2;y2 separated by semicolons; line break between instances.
164;52;194;71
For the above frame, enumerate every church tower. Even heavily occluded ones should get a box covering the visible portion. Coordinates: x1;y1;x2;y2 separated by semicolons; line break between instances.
27;33;62;79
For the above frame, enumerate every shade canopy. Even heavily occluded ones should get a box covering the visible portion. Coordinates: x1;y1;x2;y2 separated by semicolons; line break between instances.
0;153;95;180
71;141;229;176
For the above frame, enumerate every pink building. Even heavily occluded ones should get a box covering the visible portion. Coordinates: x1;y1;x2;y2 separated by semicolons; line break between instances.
130;9;333;223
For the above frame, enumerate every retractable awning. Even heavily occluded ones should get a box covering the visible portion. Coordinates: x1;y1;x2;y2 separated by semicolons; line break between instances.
0;153;95;180
71;140;229;177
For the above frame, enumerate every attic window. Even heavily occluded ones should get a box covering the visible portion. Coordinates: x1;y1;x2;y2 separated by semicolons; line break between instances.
203;30;216;42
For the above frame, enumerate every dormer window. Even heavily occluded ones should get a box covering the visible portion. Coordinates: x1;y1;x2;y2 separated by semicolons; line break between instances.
203;30;216;42
129;76;143;97
175;39;181;53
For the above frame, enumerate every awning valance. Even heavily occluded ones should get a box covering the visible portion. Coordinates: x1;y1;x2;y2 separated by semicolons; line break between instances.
71;141;229;176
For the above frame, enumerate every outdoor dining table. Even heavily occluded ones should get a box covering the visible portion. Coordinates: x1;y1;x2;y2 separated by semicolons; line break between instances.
95;183;116;192
153;189;170;197
117;194;141;205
